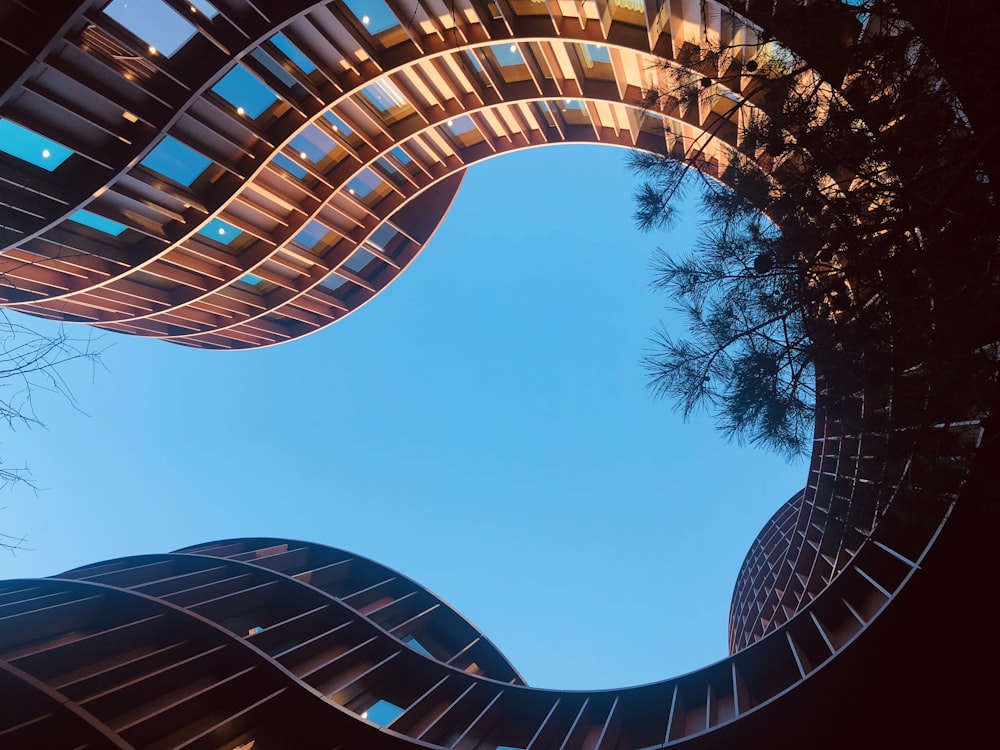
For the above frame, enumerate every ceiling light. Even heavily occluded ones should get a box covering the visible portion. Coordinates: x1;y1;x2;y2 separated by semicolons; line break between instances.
122;111;138;123
447;119;454;126
236;106;245;115
41;149;51;158
190;4;197;11
348;188;355;194
148;45;157;55
362;15;370;25
509;44;517;53
332;125;338;131
218;227;226;235
299;151;308;159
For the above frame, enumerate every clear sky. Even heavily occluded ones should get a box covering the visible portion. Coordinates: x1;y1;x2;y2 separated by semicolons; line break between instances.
1;145;804;690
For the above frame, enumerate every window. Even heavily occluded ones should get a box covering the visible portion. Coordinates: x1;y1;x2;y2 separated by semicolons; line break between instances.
69;210;128;236
487;43;532;83
342;248;377;274
273;153;309;180
323;113;353;135
290;125;343;168
560;98;591;126
342;0;399;34
198;218;242;244
293;220;331;250
102;0;199;57
0;119;72;170
271;33;316;74
367;224;398;252
362;699;404;726
443;115;483;148
582;43;611;65
361;79;410;116
404;636;432;657
345;169;382;199
212;65;278;118
141;136;211;185
445;115;477;137
492;42;523;67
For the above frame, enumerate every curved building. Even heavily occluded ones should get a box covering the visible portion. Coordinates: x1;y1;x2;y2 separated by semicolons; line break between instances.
1;0;998;747
0;0;744;348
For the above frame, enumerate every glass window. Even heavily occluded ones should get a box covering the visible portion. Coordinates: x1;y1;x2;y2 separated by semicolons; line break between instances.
212;65;278;118
188;0;218;16
464;50;485;72
290;124;340;165
0;119;72;170
102;0;197;57
69;210;128;236
273;152;309;180
141;136;211;185
343;0;399;34
445;115;477;136
271;33;316;74
492;42;523;67
390;146;412;164
249;48;299;89
367;223;398;251
323;113;353;135
363;699;404;726
198;217;242;244
345;169;382;199
342;248;377;274
487;43;532;83
582;43;612;65
319;275;356;297
560;98;590;126
362;79;409;111
294;220;330;249
404;636;432;657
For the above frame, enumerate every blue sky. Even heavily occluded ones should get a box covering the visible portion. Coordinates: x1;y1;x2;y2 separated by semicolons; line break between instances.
0;146;804;690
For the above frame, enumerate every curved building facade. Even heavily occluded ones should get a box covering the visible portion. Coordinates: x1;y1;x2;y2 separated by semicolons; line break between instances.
0;0;742;349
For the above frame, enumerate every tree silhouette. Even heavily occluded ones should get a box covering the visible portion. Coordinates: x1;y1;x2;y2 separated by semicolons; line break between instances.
633;0;997;458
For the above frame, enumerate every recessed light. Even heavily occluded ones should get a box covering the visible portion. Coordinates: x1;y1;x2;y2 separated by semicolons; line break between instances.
362;14;370;25
332;125;338;132
509;44;517;53
122;111;138;123
447;119;454;126
148;45;157;55
348;188;355;194
236;106;245;116
299;151;308;159
190;4;197;11
218;227;226;235
41;149;51;159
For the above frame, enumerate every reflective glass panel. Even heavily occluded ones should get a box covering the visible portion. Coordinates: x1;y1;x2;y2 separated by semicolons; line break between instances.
103;0;197;56
69;210;128;236
198;217;242;244
342;248;377;273
212;65;278;118
343;0;399;34
272;33;316;74
0;119;72;170
141;136;211;185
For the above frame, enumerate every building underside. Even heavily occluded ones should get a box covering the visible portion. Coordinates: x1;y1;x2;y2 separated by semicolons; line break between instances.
1;0;999;748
